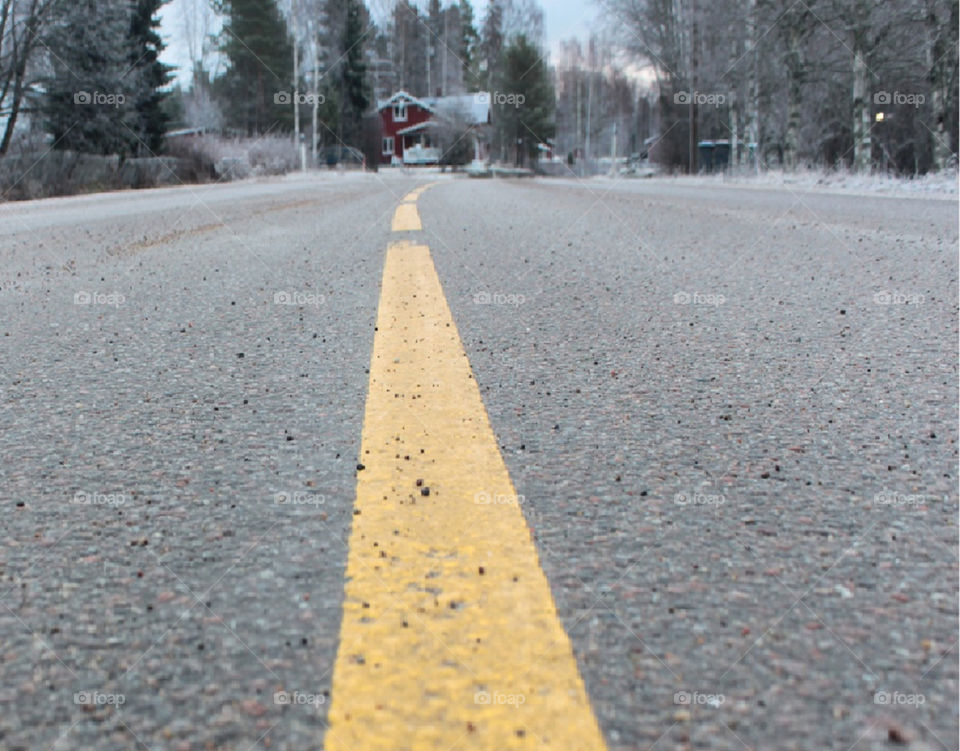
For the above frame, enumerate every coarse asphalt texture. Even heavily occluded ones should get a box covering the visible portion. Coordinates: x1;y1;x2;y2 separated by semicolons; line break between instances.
0;170;957;751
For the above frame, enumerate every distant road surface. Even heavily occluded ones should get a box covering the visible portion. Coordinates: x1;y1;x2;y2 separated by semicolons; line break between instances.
1;172;956;750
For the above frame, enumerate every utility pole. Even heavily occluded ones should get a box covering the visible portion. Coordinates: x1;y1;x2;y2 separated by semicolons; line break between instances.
312;34;319;165
426;43;432;96
585;73;593;165
745;0;760;172
610;121;617;176
293;24;300;147
441;11;448;96
575;74;581;172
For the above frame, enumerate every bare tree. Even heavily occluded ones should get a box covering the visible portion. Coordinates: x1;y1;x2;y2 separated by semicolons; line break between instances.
0;0;63;154
603;0;958;173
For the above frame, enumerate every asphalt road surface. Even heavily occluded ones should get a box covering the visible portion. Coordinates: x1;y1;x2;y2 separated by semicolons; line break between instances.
0;172;957;751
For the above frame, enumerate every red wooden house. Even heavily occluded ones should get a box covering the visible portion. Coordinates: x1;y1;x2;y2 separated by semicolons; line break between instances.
377;90;491;166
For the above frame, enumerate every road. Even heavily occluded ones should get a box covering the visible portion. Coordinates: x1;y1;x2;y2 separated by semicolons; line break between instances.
0;172;957;751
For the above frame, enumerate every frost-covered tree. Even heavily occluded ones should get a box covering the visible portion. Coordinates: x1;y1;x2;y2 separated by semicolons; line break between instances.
43;0;137;155
128;0;174;154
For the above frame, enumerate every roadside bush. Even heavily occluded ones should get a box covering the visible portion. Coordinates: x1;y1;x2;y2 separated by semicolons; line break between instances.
164;137;219;183
0;151;120;200
247;137;299;175
0;134;304;202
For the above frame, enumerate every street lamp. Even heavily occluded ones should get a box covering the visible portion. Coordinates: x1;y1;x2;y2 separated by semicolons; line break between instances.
874;112;893;171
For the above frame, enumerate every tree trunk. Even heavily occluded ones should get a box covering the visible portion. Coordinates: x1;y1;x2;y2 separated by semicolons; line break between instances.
0;8;39;156
744;0;759;169
312;44;319;164
0;72;24;155
0;40;29;155
926;0;951;171
688;0;698;173
851;37;871;171
293;37;300;147
730;94;739;168
783;22;804;170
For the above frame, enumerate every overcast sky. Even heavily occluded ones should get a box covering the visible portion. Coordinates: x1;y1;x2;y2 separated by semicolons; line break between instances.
158;0;601;85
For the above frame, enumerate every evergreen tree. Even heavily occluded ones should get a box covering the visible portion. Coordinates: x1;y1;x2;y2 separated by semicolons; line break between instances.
216;0;293;135
479;0;503;92
127;0;174;154
426;0;442;95
338;0;371;145
498;34;554;166
43;0;137;155
392;0;427;96
458;0;479;90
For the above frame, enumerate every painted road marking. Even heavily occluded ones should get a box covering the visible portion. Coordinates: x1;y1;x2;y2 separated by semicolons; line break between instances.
324;237;607;750
402;182;437;203
391;201;422;231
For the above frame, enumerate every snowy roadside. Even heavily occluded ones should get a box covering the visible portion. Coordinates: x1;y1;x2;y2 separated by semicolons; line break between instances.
552;167;958;201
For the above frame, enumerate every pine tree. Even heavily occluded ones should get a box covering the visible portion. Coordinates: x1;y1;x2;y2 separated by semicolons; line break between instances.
392;0;427;96
426;0;442;96
458;0;479;90
216;0;293;136
338;0;371;145
479;0;503;92
43;0;137;155
128;0;174;155
498;34;554;166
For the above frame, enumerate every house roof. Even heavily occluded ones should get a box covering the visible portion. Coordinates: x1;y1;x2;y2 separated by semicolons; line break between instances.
396;121;439;135
377;90;491;126
377;90;435;113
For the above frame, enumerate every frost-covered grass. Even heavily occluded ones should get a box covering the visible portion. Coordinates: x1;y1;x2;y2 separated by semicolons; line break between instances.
656;165;958;196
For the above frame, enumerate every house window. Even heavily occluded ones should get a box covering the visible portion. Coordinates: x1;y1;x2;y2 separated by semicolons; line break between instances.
382;137;394;155
393;102;407;122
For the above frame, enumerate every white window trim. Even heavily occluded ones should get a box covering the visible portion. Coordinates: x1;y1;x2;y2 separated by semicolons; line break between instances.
382;136;394;155
393;102;407;122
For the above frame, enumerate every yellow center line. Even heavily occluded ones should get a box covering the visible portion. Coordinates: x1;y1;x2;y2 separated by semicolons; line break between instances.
402;181;439;203
324;235;607;750
391;202;422;231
